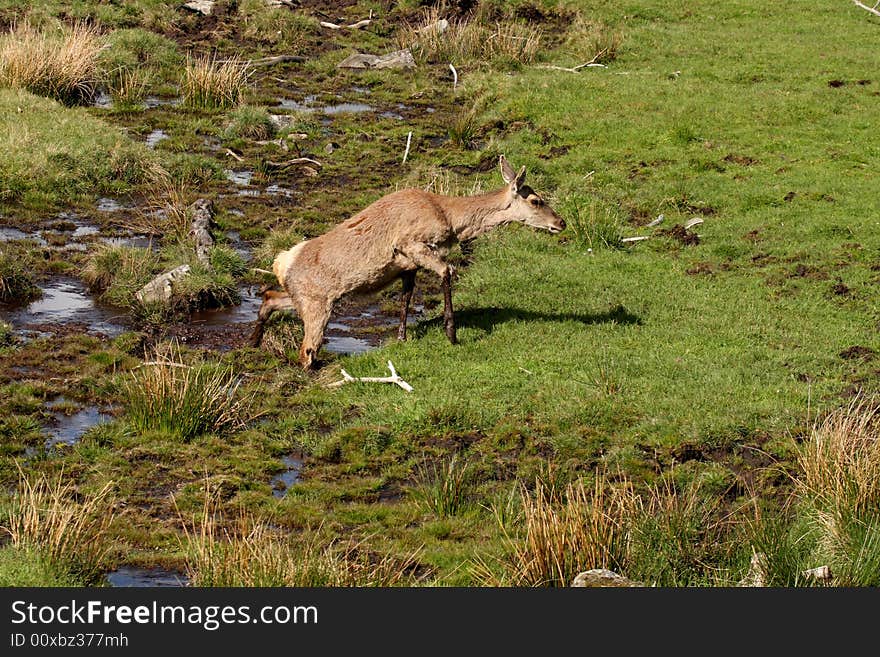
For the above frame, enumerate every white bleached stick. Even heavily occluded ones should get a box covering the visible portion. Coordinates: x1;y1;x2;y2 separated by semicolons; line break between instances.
402;131;413;164
449;63;458;92
327;360;414;392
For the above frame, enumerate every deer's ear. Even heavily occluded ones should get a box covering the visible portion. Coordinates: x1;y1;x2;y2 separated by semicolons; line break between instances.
514;165;526;191
500;155;518;185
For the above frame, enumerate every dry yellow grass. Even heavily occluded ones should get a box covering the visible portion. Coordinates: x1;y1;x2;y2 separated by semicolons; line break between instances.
181;54;252;110
398;6;541;66
180;489;421;586
797;396;880;582
0;21;104;104
2;467;117;583
477;473;633;586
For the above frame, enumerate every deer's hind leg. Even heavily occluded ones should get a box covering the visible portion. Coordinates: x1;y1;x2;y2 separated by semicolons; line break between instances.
250;289;298;347
398;270;416;341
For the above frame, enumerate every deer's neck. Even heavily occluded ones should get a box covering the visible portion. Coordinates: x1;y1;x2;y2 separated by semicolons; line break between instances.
438;188;515;241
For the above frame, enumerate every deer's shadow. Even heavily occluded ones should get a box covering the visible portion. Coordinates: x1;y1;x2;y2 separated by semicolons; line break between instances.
410;303;641;338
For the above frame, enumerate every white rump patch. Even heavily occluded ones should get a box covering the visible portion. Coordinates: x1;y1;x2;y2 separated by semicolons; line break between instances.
272;240;308;286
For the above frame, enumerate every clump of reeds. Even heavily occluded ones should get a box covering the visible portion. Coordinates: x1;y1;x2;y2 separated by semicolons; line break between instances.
181;55;251;110
0;21;104;105
106;67;149;111
478;474;631;586
0;245;41;303
796;396;880;585
412;455;472;518
123;343;254;441
2;467;116;584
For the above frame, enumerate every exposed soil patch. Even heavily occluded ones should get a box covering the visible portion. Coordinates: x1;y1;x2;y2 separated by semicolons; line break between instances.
830;279;851;297
659;224;700;246
839;345;876;361
723;153;757;166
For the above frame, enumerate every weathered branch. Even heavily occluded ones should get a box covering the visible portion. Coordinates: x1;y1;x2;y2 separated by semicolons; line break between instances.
190;198;215;266
326;360;414;392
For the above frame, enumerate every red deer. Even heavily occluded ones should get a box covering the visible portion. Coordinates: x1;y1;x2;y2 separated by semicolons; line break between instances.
251;155;565;369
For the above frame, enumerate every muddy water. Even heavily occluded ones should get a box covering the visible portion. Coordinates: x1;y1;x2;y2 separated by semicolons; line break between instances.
188;285;262;328
145;129;169;148
271;454;303;498
0;227;47;245
105;566;189;587
43;397;113;448
96;197;126;213
322;304;423;355
0;277;130;337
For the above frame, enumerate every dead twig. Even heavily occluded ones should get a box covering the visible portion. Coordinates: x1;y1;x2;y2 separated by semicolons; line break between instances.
225;148;244;162
326;360;414;392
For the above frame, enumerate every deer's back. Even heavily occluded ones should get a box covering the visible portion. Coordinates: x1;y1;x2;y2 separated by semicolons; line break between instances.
288;189;454;297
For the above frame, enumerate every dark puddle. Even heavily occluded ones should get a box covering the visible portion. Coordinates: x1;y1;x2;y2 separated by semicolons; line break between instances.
188;285;262;328
0;277;130;337
42;397;113;449
105;566;189;587
271;454;303;499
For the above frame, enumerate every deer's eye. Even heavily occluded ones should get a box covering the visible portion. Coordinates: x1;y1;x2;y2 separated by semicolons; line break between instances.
529;197;544;207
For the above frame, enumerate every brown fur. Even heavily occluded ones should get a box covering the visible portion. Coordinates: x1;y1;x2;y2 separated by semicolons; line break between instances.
251;155;565;369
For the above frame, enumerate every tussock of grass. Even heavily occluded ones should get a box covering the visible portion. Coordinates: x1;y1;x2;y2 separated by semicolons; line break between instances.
82;243;158;306
181;491;421;586
100;27;181;84
0;245;41;303
412;455;472;517
223;105;276;141
562;15;623;65
478;474;630;586
1;468;116;584
557;195;623;250
106;67;149;111
0;21;104;105
181;55;252;111
797;396;880;585
123;344;254;441
398;6;541;67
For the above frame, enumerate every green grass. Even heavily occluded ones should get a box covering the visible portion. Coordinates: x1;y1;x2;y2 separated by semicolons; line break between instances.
0;545;78;586
0;88;161;209
1;0;880;587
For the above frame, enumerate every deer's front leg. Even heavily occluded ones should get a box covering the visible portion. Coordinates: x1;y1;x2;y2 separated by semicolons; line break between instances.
398;270;416;341
395;243;457;345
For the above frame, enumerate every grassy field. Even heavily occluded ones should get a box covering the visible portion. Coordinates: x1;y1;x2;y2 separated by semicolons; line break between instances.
1;0;879;587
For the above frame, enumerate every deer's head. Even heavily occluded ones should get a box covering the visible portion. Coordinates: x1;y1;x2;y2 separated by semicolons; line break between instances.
500;155;566;234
